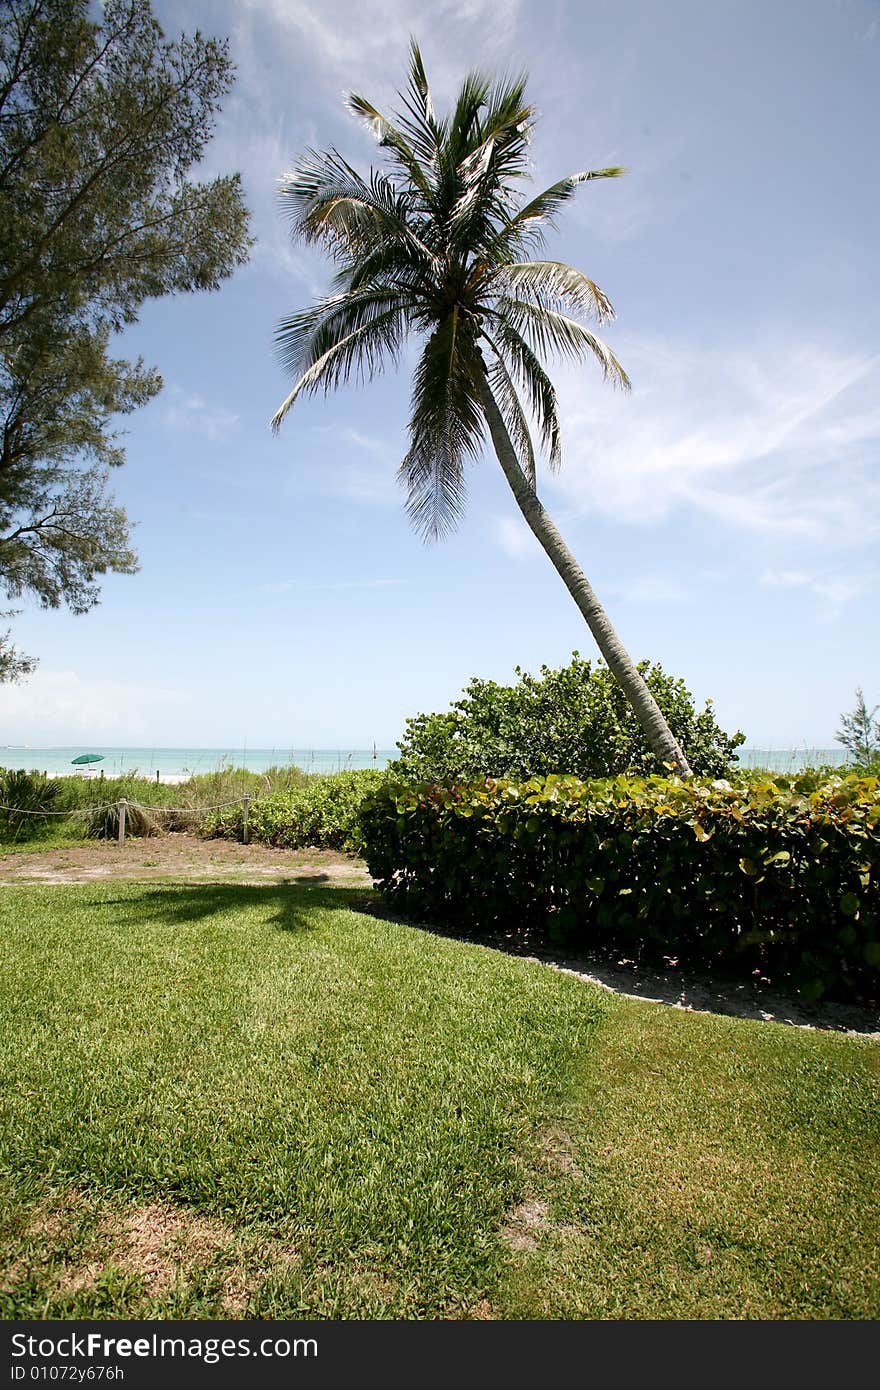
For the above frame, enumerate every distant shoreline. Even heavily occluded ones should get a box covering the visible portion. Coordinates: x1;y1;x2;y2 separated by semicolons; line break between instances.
0;746;852;780
0;747;398;780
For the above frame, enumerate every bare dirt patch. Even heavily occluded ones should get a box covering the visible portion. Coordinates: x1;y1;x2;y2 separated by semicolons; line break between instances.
60;1203;235;1297
26;1203;73;1242
471;1299;496;1318
500;1197;551;1253
538;1124;582;1178
8;1195;299;1314
1;1192;87;1294
0;834;372;888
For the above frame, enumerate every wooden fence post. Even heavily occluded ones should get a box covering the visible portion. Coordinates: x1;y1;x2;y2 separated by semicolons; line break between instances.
118;798;127;845
242;795;250;845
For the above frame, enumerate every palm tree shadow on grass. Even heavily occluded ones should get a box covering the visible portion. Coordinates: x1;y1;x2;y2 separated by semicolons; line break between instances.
81;880;879;1033
91;880;371;933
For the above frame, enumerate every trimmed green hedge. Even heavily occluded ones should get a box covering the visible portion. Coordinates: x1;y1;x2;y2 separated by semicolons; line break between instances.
204;769;385;853
359;772;880;1003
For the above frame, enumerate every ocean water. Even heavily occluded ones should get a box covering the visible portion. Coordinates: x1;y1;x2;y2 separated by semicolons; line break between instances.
0;745;852;778
0;747;397;778
734;748;849;772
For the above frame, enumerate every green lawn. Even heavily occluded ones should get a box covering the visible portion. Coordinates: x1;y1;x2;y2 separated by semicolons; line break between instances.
0;881;877;1319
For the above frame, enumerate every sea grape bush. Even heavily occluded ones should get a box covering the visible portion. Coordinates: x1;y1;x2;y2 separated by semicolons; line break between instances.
359;771;880;1003
204;769;384;853
392;654;745;782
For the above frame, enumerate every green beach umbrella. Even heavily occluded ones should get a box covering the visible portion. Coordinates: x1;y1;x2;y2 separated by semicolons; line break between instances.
71;753;104;766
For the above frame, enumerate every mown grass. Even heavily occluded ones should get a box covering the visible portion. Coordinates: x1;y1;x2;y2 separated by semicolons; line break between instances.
0;881;876;1320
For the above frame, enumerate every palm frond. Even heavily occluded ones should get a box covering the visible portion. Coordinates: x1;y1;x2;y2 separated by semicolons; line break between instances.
487;166;625;259
274;287;411;380
432;70;492;217
494;296;631;387
271;304;405;431
484;349;536;486
277;149;438;270
329;239;429;298
447;70;493;160
474;74;531;187
346;91;434;202
482;319;562;468
446;135;496;242
442;77;532;258
394;39;443;167
399;309;484;539
495;261;615;323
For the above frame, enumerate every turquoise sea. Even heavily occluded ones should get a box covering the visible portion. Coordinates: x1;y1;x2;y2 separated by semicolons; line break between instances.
0;745;852;778
0;747;397;778
734;747;848;771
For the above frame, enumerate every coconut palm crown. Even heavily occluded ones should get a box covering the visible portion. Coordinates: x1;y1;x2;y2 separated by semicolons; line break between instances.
273;42;693;776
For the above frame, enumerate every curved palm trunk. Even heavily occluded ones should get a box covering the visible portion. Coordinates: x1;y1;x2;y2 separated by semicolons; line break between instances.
477;371;693;778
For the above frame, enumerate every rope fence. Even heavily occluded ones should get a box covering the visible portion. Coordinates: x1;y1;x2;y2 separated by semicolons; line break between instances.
127;797;246;813
0;793;256;843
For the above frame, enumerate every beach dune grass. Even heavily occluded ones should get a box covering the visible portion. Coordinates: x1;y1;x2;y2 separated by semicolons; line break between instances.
0;765;364;849
0;882;877;1319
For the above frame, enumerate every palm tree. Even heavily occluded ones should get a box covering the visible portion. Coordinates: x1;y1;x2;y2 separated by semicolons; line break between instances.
272;43;693;777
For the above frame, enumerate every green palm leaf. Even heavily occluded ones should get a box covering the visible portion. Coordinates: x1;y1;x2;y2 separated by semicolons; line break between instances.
278;149;438;270
399;308;484;540
484;349;537;486
271;42;696;776
395;40;444;168
274;53;628;472
346;92;435;203
483;319;562;468
485;167;624;261
496;261;615;324
271;305;406;430
495;296;630;387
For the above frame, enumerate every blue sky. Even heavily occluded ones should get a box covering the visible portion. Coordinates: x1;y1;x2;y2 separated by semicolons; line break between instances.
1;0;878;750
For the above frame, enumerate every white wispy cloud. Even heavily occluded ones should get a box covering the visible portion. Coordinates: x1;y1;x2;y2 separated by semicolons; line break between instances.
491;514;539;560
299;424;402;507
489;508;692;604
607;575;690;605
219;124;325;292
202;0;526;263
238;0;522;92
547;336;880;545
162;387;240;440
760;566;870;621
0;670;190;742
